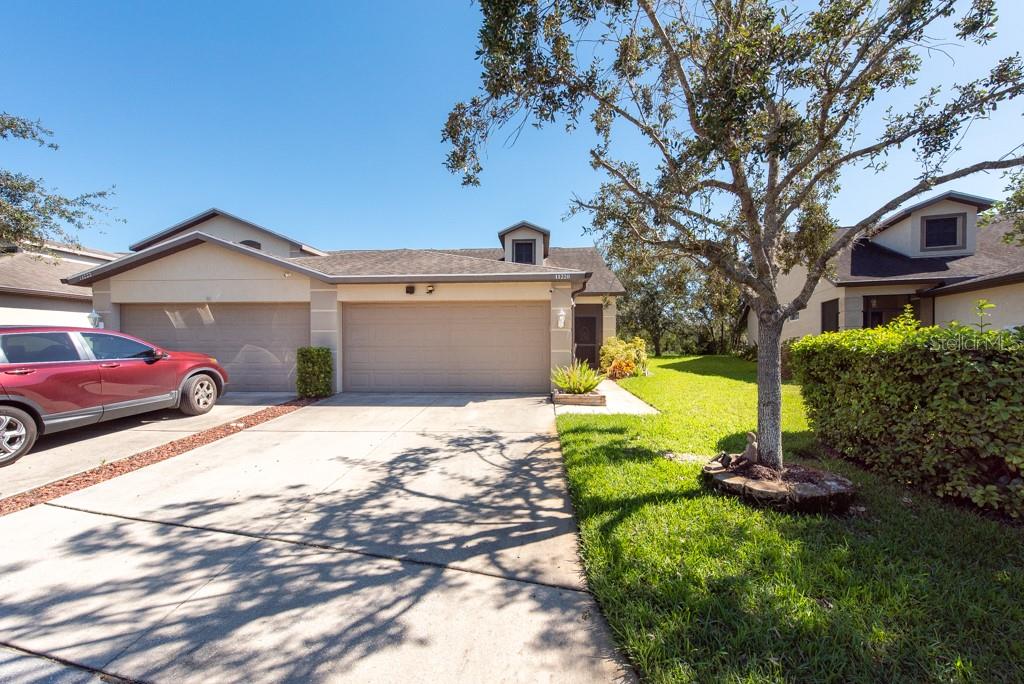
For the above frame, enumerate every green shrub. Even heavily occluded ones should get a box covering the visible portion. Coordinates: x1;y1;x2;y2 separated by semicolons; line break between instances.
606;357;636;380
599;336;648;377
790;311;1024;517
732;342;757;362
780;337;798;381
551;359;604;394
296;346;334;398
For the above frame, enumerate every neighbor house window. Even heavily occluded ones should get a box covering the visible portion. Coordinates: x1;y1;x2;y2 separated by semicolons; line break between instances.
921;214;965;250
240;239;262;250
512;240;535;264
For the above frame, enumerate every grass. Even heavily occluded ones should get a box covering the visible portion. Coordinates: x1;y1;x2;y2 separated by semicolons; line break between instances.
556;355;1024;683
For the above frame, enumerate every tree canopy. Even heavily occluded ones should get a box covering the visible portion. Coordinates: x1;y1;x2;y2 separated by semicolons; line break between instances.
1;112;113;250
445;0;1024;468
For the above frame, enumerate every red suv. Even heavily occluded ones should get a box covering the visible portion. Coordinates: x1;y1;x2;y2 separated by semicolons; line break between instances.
0;326;228;466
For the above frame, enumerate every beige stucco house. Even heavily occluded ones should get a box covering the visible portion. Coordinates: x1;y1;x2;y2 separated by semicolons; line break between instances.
64;210;624;392
747;191;1024;342
0;242;117;326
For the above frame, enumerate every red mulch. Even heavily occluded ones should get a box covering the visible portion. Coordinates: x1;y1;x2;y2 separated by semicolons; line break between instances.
0;398;316;517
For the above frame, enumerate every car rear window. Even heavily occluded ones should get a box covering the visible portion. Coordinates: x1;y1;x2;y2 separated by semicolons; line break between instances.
0;333;81;363
81;333;154;360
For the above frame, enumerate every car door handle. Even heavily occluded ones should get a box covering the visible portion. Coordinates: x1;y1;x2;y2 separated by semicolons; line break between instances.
3;368;35;375
99;363;121;368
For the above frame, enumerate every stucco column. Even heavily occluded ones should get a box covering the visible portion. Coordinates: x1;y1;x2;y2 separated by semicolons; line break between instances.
550;284;574;380
92;278;121;331
841;295;863;330
602;297;617;342
309;283;341;393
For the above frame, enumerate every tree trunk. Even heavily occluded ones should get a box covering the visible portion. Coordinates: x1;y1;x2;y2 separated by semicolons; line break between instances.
653;335;662;357
756;314;785;470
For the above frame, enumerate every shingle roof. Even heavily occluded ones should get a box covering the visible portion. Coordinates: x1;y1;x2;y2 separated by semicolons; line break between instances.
289;248;577;277
0;251;97;300
433;247;626;295
833;219;1024;290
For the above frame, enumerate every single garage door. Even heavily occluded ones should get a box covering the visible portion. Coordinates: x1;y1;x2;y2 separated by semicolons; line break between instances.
343;302;549;392
121;303;310;391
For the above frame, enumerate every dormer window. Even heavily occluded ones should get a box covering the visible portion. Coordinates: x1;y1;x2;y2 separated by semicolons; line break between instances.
512;240;535;264
240;239;262;250
921;214;965;251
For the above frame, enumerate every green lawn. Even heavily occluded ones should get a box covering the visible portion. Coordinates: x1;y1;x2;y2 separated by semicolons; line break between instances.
556;355;1024;683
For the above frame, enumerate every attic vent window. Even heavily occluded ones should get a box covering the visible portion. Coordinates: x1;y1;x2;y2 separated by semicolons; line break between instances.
240;239;262;250
921;214;964;250
512;240;535;264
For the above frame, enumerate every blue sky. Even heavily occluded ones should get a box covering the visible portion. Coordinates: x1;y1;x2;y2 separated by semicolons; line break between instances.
3;1;1022;254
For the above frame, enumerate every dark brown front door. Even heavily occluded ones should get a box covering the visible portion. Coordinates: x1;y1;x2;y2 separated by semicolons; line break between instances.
574;315;598;368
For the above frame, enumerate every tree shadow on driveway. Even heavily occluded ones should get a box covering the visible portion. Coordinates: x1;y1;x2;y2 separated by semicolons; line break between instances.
0;429;631;683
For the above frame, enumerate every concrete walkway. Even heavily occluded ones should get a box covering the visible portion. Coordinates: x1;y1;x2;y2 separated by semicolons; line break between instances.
0;393;629;683
1;392;292;499
554;379;658;416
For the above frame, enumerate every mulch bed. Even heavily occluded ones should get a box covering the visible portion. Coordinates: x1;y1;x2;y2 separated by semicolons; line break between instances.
702;458;857;514
730;461;829;485
0;398;316;518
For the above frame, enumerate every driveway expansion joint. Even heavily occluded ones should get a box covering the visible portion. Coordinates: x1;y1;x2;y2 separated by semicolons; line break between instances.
1;641;140;684
44;502;591;595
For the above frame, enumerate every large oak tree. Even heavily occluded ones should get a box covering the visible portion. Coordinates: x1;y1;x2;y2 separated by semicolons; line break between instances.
444;0;1024;469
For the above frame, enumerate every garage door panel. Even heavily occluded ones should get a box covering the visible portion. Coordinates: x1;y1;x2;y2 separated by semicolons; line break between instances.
121;303;309;392
343;302;549;392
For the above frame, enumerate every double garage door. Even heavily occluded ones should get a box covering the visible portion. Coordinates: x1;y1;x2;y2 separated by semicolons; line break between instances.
121;301;550;393
343;302;550;392
121;303;309;391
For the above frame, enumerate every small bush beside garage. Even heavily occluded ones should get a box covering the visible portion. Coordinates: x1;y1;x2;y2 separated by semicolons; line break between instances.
790;313;1024;517
599;336;648;379
296;346;334;398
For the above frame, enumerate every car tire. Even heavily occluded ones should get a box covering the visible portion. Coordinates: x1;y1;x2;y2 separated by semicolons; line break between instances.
0;406;38;468
179;374;219;416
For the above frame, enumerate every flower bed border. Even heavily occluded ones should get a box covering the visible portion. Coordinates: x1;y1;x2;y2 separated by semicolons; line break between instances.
551;390;607;406
0;398;316;517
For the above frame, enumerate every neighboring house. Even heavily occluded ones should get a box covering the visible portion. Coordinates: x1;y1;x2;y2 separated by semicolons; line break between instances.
64;209;624;392
747;190;1024;343
0;242;117;326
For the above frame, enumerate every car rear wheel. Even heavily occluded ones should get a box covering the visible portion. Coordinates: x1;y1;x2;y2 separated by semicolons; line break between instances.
0;406;37;467
180;374;218;416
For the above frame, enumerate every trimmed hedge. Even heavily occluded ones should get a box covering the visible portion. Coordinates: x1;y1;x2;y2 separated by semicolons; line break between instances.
296;346;334;398
790;313;1024;517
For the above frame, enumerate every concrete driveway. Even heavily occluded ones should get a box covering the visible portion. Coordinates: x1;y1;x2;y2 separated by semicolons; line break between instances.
0;393;629;683
1;392;292;499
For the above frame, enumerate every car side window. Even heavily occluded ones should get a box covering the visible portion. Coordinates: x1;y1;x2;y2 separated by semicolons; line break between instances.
0;333;81;363
81;333;154;360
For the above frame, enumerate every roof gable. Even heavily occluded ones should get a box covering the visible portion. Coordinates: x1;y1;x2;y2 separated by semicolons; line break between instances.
128;208;326;256
874;190;994;234
835;218;1024;286
498;220;551;257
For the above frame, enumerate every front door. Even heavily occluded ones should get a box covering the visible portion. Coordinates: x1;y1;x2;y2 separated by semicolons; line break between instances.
574;315;598;368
